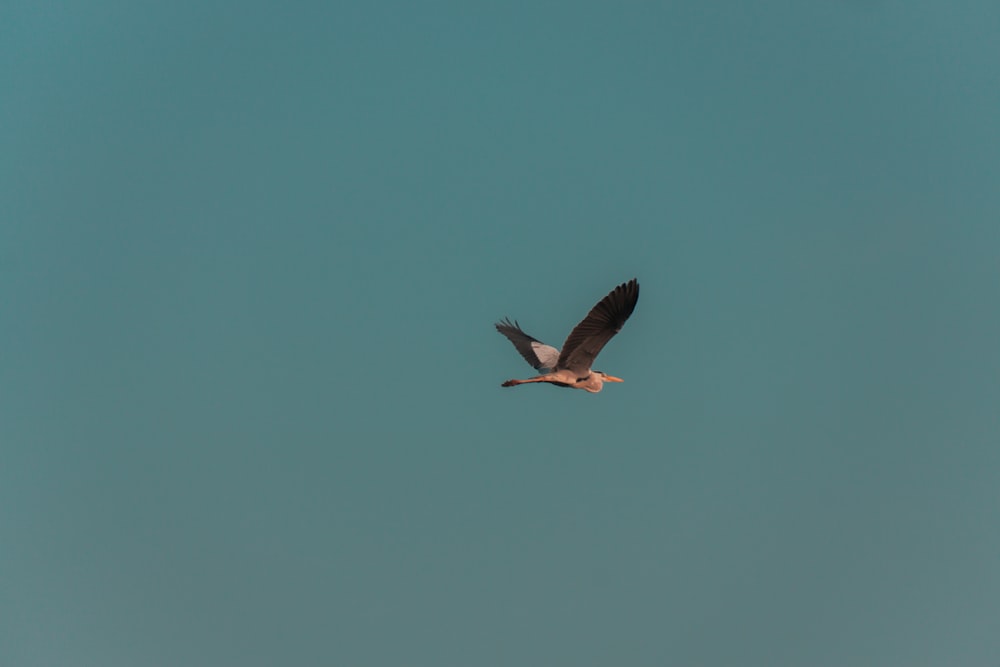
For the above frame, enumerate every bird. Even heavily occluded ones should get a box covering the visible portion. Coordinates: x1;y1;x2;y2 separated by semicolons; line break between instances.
495;278;639;393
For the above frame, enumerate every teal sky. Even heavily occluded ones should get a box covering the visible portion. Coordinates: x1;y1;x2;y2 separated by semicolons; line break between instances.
3;2;999;665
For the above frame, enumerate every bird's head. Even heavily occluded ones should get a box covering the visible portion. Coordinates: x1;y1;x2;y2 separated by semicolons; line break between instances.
596;371;623;383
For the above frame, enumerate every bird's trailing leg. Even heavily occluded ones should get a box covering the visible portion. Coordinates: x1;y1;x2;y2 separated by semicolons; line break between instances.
501;374;566;388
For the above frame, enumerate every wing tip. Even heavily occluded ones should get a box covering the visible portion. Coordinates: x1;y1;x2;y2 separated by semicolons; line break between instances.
620;277;639;307
495;316;517;332
607;278;639;301
608;278;640;315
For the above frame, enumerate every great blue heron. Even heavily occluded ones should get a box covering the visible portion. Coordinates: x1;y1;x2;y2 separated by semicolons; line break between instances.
495;278;639;393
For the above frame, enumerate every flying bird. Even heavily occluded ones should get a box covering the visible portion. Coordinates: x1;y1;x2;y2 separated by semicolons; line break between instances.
495;278;639;393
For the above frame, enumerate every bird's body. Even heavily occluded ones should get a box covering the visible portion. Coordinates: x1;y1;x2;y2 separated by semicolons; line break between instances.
499;368;621;393
495;279;639;393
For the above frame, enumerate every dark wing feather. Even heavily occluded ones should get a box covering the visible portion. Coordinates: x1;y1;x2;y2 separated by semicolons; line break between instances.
495;317;560;370
556;279;639;374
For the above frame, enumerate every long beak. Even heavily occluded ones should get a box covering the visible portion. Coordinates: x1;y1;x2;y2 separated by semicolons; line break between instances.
603;375;624;383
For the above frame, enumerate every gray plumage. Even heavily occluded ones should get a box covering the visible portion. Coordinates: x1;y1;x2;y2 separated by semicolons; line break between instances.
494;318;561;371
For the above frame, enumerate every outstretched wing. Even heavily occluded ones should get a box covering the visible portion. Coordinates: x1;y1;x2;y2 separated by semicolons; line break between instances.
495;317;561;370
557;279;639;375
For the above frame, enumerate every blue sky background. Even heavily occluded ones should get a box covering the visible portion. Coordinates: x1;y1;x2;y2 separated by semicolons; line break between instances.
3;1;999;665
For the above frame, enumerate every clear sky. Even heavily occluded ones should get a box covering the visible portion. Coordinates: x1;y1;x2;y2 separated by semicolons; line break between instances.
3;1;999;665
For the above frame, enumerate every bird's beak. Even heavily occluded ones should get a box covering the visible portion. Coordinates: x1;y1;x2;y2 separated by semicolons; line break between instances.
603;375;624;383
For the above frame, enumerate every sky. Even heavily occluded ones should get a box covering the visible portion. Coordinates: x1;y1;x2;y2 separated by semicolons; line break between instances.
2;1;1000;665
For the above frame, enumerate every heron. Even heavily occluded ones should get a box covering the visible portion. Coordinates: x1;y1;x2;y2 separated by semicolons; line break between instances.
495;278;639;393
